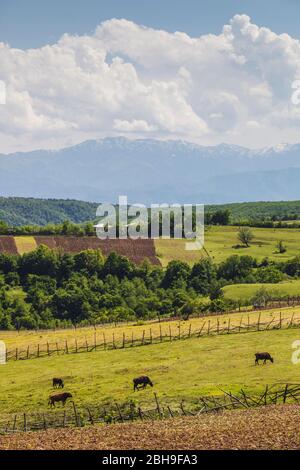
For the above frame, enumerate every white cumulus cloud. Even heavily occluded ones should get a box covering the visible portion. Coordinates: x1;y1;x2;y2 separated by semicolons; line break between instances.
1;14;300;153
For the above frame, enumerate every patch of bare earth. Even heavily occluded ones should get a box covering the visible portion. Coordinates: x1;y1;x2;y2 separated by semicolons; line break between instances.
1;405;300;450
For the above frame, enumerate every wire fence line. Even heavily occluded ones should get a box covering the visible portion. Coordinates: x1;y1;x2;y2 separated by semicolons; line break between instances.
5;311;300;362
0;383;299;435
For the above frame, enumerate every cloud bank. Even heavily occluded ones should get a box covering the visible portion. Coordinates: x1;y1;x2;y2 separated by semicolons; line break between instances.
1;14;300;153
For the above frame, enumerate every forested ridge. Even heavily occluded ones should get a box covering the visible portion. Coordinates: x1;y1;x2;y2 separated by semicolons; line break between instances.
1;197;300;227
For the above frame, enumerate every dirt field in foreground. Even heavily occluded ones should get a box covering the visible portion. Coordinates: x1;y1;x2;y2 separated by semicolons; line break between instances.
0;405;300;450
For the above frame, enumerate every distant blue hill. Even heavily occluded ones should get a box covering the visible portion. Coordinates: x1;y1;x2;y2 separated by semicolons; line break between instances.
1;137;300;204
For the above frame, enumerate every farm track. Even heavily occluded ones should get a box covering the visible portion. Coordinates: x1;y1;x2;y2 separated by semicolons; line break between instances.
1;404;299;450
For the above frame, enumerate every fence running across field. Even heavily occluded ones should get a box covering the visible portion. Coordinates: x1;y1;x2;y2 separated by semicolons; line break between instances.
0;383;299;434
5;311;300;362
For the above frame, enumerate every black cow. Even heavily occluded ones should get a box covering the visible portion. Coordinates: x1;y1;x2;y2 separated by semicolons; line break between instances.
48;392;72;407
133;376;153;391
255;352;274;365
52;377;64;388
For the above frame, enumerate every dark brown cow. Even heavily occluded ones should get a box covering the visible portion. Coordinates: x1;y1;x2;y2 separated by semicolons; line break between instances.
48;392;72;407
133;376;153;391
52;378;64;389
255;352;274;365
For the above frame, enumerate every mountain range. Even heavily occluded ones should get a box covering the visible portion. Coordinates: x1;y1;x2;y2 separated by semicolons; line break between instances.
1;138;300;204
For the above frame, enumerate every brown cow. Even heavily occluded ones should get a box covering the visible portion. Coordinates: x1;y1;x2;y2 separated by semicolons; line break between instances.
48;392;72;407
52;378;64;389
133;376;153;391
255;352;274;365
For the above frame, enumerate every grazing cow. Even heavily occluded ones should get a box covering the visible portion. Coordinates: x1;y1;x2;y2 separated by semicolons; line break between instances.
133;376;153;391
48;392;72;407
52;377;64;389
255;352;274;365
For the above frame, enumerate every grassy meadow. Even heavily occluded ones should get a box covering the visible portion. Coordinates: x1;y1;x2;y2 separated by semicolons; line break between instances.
223;279;300;302
155;225;300;266
0;327;299;418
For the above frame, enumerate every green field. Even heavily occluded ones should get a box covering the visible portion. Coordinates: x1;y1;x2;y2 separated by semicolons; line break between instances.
155;226;300;265
223;279;300;302
0;327;299;418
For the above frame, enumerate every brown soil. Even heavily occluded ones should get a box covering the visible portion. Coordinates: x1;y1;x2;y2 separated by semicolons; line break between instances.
1;405;299;450
0;236;18;254
35;236;161;265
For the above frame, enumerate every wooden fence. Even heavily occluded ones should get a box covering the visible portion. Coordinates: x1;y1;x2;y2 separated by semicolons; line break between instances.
1;383;299;434
5;311;300;362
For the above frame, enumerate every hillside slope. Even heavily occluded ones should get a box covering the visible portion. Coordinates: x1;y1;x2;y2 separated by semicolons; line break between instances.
1;197;300;226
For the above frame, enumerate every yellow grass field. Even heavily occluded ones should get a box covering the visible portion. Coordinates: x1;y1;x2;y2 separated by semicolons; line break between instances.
14;236;37;255
1;305;299;355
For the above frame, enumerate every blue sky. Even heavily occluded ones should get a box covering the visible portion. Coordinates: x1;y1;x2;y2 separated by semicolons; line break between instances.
1;0;300;48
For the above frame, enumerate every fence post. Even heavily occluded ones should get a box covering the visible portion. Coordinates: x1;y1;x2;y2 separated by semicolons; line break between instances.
257;312;261;331
159;325;163;342
27;345;30;359
43;414;47;430
47;342;50;356
283;384;289;404
87;407;94;425
188;324;192;338
169;325;172;342
23;413;27;432
72;401;80;427
103;332;106;350
154;393;163;419
12;415;17;433
65;340;69;354
150;328;153;344
138;407;144;421
279;311;282;329
142;330;145;345
227;318;231;334
207;320;211;335
115;402;124;422
63;410;67;427
15;348;18;361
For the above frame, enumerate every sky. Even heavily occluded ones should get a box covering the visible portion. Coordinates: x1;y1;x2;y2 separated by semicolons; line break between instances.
1;0;300;153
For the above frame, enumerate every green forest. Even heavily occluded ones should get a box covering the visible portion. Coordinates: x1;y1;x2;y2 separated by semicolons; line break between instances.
1;197;300;227
1;245;300;330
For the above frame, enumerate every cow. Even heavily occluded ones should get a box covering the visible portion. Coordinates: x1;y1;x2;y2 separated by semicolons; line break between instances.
48;392;72;407
133;376;153;391
255;352;274;365
52;377;64;389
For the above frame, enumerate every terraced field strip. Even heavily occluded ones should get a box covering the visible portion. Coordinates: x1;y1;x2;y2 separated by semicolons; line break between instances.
0;383;299;435
1;404;298;450
1;305;299;351
14;236;37;255
5;308;300;362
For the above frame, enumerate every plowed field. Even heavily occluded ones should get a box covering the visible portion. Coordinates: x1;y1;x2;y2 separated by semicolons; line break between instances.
0;405;299;450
